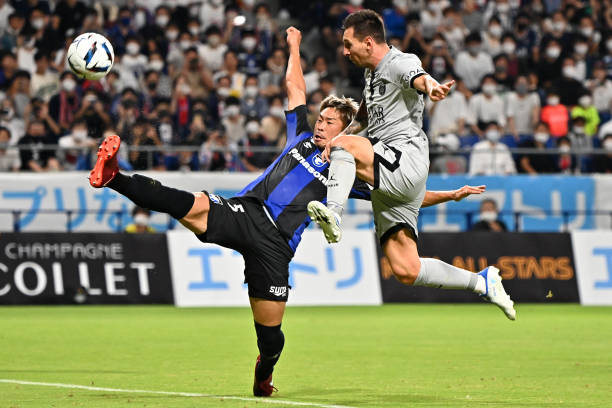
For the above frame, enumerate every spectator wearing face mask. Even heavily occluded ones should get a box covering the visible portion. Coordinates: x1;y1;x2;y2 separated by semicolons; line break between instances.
74;89;111;140
482;16;503;56
570;36;591;82
198;25;227;73
506;75;540;139
571;93;599;138
238;28;265;77
430;133;467;174
18;119;60;171
556;136;575;174
517;122;558;174
492;54;513;91
30;51;58;102
469;121;516;175
138;5;172;54
105;6;137;56
540;90;569;138
125;206;156;233
1;13;24;51
199;0;225;32
454;32;494;92
421;33;454;82
241;75;268;119
586;62;612;122
467;75;506;138
48;71;80;132
221;96;246;145
470;199;508;232
554;57;588;106
593;134;612;173
58;118;96;170
240;118;276;172
213;50;246;98
420;0;445;40
0;97;23;144
439;7;467;56
383;0;409;39
537;39;563;89
426;73;467;140
0;126;20;171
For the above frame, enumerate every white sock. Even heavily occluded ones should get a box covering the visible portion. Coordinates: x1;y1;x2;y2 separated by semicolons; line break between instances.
326;147;355;219
414;258;485;294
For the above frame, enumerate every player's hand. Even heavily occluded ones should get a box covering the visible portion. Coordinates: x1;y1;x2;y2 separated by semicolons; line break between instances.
429;80;455;102
453;184;486;201
286;27;302;49
322;141;332;162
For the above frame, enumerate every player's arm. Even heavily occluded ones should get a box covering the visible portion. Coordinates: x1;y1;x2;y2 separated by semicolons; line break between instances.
341;99;368;135
286;27;306;110
412;74;455;102
420;185;486;208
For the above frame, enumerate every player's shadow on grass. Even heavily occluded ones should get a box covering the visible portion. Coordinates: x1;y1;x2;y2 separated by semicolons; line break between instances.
0;369;139;374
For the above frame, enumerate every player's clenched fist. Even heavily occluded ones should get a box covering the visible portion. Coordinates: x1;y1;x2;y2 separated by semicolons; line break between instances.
286;27;301;48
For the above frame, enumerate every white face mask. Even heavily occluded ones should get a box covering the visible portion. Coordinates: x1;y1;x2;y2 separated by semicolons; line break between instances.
156;15;169;27
482;84;496;96
546;47;561;59
489;25;503;38
166;30;179;41
603;139;612;151
349;0;364;5
485;129;500;142
133;213;150;226
179;83;191;95
31;18;45;30
502;42;516;54
480;210;498;222
189;26;199;36
574;44;588;56
573;126;585;134
218;87;230;98
244;85;258;98
243;0;255;6
269;106;285;118
208;35;221;47
150;60;164;71
534;132;549;144
73;129;87;140
562;66;576;79
62;79;77;92
246;121;259;134
211;0;223;6
552;21;566;32
134;11;146;29
578;95;592;107
580;27;594;38
126;42;140;55
496;3;510;13
547;96;560;106
225;105;240;117
559;144;571;153
180;40;192;50
241;37;257;52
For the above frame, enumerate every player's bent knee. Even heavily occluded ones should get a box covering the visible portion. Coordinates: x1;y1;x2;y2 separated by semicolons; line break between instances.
391;259;421;286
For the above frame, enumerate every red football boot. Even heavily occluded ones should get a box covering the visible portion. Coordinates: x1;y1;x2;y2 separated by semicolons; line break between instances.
89;134;120;188
253;355;277;397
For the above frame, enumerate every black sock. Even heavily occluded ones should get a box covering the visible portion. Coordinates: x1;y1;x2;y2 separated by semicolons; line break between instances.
254;321;284;381
107;173;195;220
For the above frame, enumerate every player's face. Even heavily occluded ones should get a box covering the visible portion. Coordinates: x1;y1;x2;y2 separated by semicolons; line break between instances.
314;107;345;149
342;27;370;67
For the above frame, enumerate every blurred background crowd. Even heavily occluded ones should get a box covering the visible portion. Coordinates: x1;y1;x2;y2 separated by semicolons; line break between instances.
0;0;612;175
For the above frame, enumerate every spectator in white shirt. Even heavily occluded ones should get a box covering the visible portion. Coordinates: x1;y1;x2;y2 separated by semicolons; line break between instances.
587;62;612;117
468;75;506;137
198;25;228;73
469;121;517;175
0;125;20;171
454;32;494;91
30;51;58;102
199;0;225;32
506;75;541;139
427;73;468;140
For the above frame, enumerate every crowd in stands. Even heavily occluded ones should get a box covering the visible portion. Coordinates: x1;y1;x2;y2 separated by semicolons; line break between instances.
0;0;611;174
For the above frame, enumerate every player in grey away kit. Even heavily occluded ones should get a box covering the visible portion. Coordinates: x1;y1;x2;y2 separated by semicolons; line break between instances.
307;10;516;320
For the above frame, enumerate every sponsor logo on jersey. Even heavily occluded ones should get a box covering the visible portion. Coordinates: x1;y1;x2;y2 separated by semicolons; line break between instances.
269;286;287;297
313;154;326;168
208;193;222;205
289;148;328;185
304;141;312;149
367;104;385;126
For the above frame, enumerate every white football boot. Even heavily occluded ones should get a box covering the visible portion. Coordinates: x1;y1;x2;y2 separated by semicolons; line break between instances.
478;266;516;320
307;201;342;243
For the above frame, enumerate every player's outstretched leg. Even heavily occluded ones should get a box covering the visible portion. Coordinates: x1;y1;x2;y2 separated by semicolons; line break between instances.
253;321;284;397
89;135;195;220
477;266;516;320
307;201;342;243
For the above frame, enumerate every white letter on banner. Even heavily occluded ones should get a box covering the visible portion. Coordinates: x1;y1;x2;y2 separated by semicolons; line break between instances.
52;262;65;295
14;262;46;296
105;262;127;296
79;262;102;295
130;262;154;295
0;263;10;296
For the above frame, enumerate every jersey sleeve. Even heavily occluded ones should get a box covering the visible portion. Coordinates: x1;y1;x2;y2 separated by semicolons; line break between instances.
391;53;427;91
348;178;371;201
285;104;312;144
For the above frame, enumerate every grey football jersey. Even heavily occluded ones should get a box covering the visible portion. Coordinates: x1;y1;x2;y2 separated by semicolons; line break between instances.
363;47;427;145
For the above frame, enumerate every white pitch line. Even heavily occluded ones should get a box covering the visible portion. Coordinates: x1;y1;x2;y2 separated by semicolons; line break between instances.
0;379;358;408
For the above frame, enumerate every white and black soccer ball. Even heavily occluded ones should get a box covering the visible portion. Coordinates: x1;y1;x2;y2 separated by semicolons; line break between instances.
66;33;114;80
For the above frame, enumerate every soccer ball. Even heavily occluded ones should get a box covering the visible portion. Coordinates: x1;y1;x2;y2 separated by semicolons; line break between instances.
66;33;114;80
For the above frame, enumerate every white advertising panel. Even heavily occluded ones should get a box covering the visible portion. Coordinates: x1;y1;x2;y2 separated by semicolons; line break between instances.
571;231;612;305
167;230;382;307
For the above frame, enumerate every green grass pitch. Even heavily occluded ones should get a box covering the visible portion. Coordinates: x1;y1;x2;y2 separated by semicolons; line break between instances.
0;304;610;408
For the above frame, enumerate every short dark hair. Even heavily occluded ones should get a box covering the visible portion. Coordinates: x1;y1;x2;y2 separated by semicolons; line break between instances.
342;10;386;44
319;95;359;128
